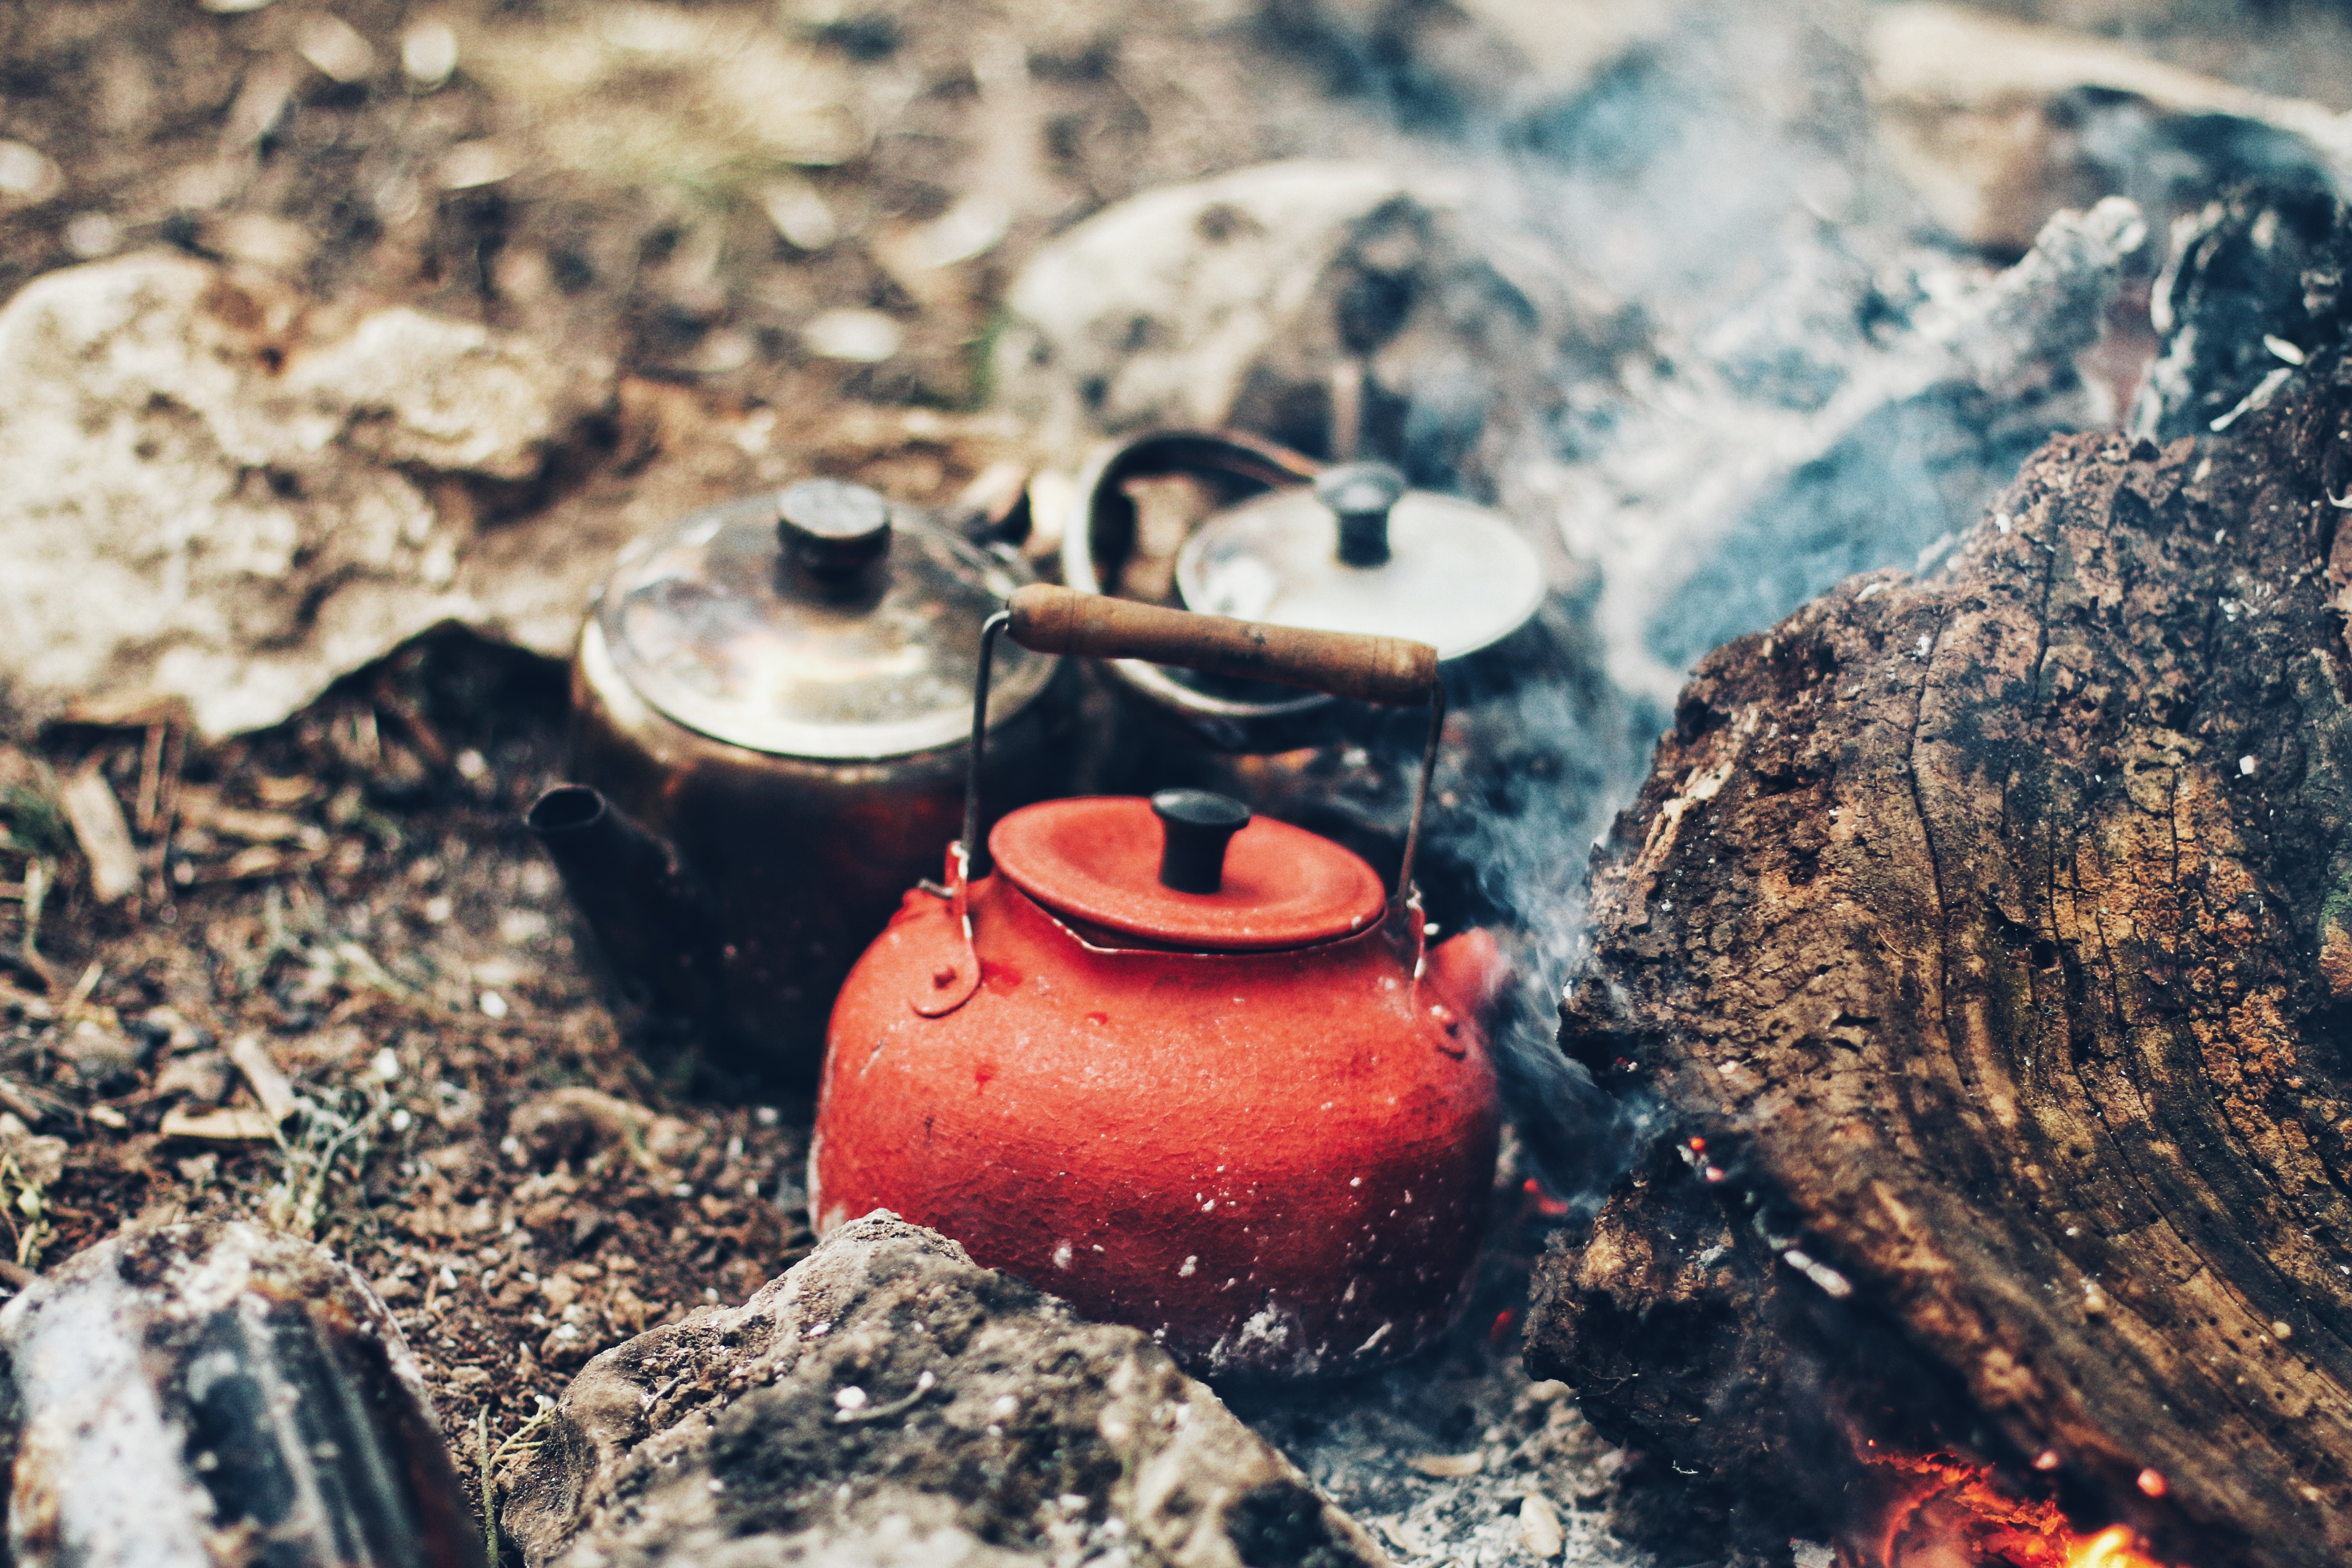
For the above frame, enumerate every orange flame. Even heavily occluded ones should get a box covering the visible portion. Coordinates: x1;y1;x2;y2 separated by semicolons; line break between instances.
2070;1527;2162;1568
1857;1453;2175;1568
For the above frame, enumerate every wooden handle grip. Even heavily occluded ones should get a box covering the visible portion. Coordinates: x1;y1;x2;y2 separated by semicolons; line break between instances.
1005;585;1438;707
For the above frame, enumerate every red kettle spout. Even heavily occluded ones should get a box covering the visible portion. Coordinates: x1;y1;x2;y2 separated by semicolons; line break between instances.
1425;925;1511;1035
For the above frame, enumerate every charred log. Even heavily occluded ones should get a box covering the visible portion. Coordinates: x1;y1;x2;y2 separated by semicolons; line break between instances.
1526;364;2352;1568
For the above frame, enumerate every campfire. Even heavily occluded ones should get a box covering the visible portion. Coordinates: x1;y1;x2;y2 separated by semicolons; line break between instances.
1856;1452;2171;1568
1;1;2351;1565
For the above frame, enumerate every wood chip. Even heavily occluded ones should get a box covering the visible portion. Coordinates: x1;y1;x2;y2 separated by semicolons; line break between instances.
190;844;330;885
56;693;190;728
227;1033;299;1124
58;766;139;904
251;775;318;808
159;1105;279;1143
202;806;309;845
1405;1451;1485;1478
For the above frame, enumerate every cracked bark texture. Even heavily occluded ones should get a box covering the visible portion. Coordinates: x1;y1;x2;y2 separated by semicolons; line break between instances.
1525;390;2352;1568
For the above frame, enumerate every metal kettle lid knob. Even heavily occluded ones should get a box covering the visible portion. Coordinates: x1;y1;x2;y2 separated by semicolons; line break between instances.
1151;789;1250;893
778;478;891;576
1314;461;1407;568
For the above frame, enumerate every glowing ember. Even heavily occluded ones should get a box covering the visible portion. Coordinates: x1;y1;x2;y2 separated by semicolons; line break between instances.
1856;1453;2178;1568
2073;1527;2159;1568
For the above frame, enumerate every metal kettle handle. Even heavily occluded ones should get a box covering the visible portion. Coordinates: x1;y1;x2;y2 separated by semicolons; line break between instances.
961;585;1446;913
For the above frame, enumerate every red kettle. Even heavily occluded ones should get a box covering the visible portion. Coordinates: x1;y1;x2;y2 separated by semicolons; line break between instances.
809;586;1503;1380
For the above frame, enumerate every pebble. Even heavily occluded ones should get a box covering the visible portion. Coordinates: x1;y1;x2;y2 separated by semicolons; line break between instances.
1518;1492;1565;1559
402;22;458;87
802;308;902;363
62;213;119;259
296;15;377;83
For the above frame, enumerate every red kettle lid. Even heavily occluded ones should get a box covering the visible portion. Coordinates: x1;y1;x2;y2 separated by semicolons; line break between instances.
988;795;1386;952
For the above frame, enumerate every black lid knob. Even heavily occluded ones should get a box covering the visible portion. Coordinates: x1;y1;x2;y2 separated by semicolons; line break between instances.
1315;461;1407;568
1151;789;1250;894
778;478;892;576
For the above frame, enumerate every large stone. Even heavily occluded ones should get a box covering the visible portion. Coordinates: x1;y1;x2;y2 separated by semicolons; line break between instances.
991;161;1558;467
500;1212;1389;1568
0;254;611;738
1866;2;2352;255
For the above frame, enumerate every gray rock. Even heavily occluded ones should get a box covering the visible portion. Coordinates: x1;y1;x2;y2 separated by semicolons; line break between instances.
1865;2;2351;254
501;1212;1389;1568
0;254;611;738
51;1018;147;1093
0;1221;478;1568
991;160;1592;488
152;1049;234;1106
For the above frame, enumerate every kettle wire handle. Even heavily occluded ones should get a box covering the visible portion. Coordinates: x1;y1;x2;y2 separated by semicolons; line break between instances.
961;608;1015;885
961;588;1446;913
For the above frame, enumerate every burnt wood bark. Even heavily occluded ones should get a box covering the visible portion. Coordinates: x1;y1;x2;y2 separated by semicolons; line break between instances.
1525;392;2352;1568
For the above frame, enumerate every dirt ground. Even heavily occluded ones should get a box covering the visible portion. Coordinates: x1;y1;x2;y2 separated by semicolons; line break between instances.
0;0;1364;1531
0;0;1365;414
0;637;807;1522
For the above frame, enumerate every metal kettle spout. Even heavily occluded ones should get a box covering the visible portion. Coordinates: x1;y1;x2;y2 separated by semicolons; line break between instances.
525;784;721;1026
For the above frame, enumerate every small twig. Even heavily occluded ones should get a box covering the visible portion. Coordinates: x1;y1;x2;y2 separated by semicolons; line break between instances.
145;722;186;903
58;767;140;906
476;1405;496;1564
374;674;452;770
228;1034;300;1126
134;724;165;835
19;861;45;956
0;1077;71;1127
329;940;422;1004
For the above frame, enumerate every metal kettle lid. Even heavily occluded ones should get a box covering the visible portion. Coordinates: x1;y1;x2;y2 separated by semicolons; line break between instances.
1175;462;1544;662
989;794;1385;952
597;480;1055;760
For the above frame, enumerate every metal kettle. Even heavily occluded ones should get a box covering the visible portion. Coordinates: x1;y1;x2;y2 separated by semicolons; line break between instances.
532;478;1075;1085
810;586;1505;1380
1062;430;1593;925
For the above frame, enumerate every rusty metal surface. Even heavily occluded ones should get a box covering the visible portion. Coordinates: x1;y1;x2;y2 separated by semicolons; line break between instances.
812;863;1501;1381
566;620;1078;1081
